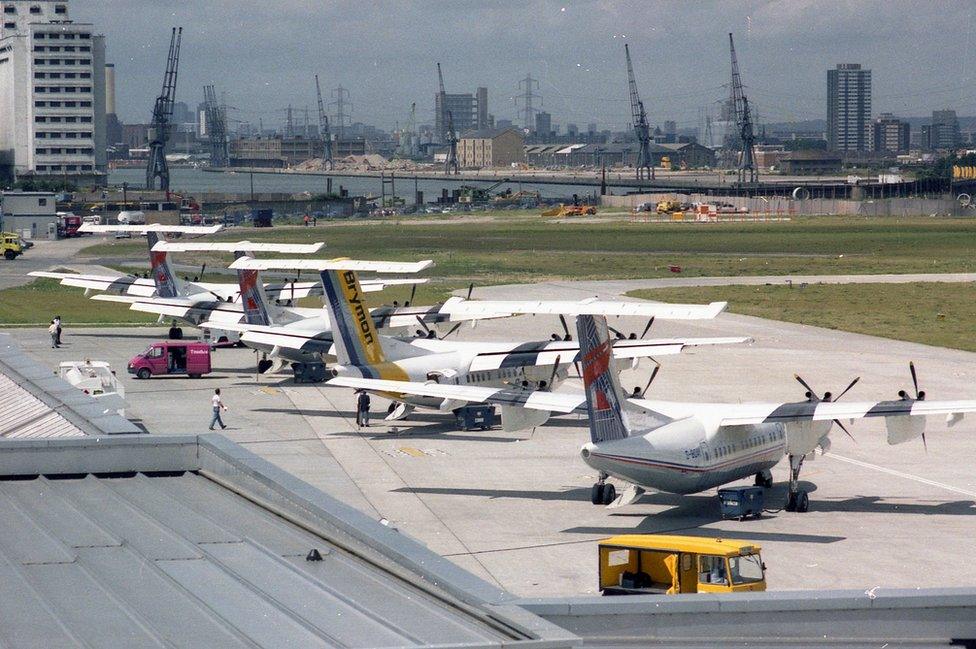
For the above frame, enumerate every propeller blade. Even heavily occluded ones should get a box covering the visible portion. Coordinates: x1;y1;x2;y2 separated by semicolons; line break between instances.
545;355;561;392
909;361;919;398
640;317;655;339
921;432;928;452
834;376;860;402
607;325;626;340
408;283;417;306
442;322;462;338
199;262;207;278
414;315;431;334
793;373;817;397
466;283;474;300
832;418;856;442
558;314;571;340
573;361;582;378
641;362;661;397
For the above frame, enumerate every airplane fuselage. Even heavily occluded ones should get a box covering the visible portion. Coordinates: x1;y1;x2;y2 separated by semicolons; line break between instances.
581;416;788;494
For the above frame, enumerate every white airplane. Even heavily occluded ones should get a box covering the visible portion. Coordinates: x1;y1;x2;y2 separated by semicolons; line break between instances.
210;256;738;375
319;265;750;425
335;313;976;512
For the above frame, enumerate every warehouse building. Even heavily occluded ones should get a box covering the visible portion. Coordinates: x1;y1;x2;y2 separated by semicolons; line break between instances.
0;190;57;239
458;127;525;168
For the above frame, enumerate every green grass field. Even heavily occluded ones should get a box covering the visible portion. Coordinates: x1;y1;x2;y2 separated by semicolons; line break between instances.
0;279;156;327
80;216;976;283
6;215;976;337
628;282;976;352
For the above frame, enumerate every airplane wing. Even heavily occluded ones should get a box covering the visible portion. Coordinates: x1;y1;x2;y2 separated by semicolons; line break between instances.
92;295;245;324
263;277;428;300
29;271;157;297
230;257;434;273
441;297;728;320
703;399;976;427
466;336;751;371
197;320;334;353
328;376;586;413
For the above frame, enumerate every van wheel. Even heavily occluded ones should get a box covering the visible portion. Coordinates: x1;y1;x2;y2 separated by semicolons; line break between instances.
189;373;201;379
4;250;15;260
137;368;151;380
168;327;183;340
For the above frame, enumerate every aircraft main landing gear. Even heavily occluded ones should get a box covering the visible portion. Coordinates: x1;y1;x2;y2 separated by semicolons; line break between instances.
784;454;810;513
591;473;616;505
754;469;773;489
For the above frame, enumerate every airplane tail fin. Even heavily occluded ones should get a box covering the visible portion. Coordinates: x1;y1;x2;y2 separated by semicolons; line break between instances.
146;231;183;298
234;251;278;326
320;268;389;369
577;314;630;443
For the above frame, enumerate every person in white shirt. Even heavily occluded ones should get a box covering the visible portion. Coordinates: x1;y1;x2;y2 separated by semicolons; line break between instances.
47;320;59;349
209;388;228;430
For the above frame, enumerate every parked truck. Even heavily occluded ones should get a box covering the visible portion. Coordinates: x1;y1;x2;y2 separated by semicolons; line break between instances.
1;232;25;259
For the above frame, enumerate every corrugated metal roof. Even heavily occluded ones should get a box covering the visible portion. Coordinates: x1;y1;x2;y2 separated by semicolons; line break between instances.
0;470;520;648
0;336;140;437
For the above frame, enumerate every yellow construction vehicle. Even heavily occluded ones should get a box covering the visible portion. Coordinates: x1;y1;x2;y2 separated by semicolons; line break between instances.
655;200;682;214
1;232;25;260
541;204;597;217
598;535;767;595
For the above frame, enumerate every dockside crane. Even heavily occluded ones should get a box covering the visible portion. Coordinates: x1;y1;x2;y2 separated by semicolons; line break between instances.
437;62;448;143
203;84;228;167
445;110;459;175
728;33;758;184
624;44;654;182
314;74;333;169
146;27;182;191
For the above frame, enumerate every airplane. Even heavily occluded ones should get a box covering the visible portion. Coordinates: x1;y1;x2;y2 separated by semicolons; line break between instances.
33;226;423;340
334;313;976;512
207;256;739;376
318;264;751;426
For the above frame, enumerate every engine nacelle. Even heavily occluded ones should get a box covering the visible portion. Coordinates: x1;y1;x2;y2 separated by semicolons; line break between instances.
501;406;550;432
885;414;926;445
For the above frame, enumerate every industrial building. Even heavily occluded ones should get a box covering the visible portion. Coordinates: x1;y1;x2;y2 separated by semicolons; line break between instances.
435;85;488;143
0;0;106;183
827;63;872;152
229;136;316;168
779;149;843;174
0;190;56;238
458;127;524;168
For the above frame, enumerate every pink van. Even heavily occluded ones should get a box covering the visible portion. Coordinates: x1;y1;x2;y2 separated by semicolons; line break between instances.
128;341;212;379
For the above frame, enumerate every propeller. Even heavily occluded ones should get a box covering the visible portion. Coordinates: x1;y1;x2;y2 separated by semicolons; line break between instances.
290;268;301;303
609;318;655;340
899;361;927;450
541;354;561;392
793;372;860;443
466;283;474;300
555;314;572;341
414;315;436;338
406;283;417;307
633;359;661;398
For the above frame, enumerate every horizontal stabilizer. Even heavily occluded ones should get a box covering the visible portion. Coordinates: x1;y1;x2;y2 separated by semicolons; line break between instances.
152;240;324;253
230;257;434;274
79;223;222;234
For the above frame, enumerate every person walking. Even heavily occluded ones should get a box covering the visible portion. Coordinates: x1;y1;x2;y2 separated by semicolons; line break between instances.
356;390;371;428
209;388;228;430
48;320;59;348
53;315;62;345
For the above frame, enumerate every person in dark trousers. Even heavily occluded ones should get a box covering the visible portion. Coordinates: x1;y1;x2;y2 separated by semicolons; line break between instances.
54;315;62;345
48;320;59;348
209;388;228;430
356;390;371;428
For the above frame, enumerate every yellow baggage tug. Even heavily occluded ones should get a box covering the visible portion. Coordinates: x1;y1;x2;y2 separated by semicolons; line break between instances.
598;535;766;595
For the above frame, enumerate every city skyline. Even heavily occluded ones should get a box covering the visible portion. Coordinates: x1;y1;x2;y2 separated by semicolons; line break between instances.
85;0;976;132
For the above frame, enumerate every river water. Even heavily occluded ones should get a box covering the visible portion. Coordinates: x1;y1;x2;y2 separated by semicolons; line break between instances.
107;167;596;200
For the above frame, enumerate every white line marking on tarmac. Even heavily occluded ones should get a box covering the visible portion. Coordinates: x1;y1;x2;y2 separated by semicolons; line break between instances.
826;452;976;499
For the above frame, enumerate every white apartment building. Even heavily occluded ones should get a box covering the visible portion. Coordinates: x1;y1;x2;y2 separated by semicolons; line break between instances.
0;0;105;183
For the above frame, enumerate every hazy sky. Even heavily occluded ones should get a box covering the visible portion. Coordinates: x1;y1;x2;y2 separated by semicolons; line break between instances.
80;0;976;131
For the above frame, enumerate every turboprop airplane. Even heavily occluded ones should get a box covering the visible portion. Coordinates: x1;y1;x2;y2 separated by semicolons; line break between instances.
335;313;976;512
320;265;751;425
210;256;737;374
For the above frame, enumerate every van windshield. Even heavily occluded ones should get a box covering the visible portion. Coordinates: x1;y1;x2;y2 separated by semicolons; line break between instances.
729;554;764;584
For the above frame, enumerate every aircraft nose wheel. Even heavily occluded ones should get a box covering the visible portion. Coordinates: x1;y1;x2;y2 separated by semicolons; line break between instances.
785;490;810;513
